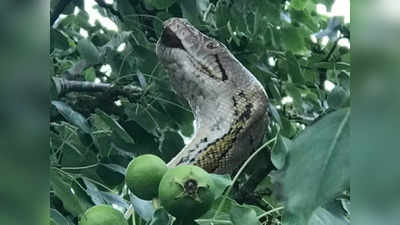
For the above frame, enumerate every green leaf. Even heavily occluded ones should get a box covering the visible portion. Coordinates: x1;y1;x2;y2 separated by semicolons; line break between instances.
82;178;106;205
215;0;231;40
145;0;177;10
77;38;100;64
313;62;351;70
130;193;155;222
323;199;349;222
154;12;173;36
84;67;96;81
124;103;160;136
290;0;309;10
338;71;350;90
327;86;348;109
96;109;135;144
160;130;184;161
180;0;209;27
50;218;57;225
285;83;303;113
101;163;126;175
267;81;281;100
308;207;349;225
174;219;199;225
149;208;171;225
286;52;305;84
116;0;136;16
90;114;120;157
96;162;125;187
50;209;70;225
290;9;319;32
101;191;130;209
258;0;281;25
280;116;297;138
230;204;261;225
268;102;282;125
271;135;291;169
82;178;129;208
120;121;159;155
51;122;97;168
199;197;265;224
63;0;76;14
209;174;232;198
52;101;91;134
131;45;158;74
50;169;90;216
51;28;70;50
155;90;194;137
280;108;350;225
74;10;93;31
281;27;306;54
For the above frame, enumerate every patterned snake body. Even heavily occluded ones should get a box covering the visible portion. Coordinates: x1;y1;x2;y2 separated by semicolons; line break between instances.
156;18;268;174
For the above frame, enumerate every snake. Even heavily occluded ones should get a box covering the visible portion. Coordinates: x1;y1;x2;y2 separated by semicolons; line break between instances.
156;18;268;174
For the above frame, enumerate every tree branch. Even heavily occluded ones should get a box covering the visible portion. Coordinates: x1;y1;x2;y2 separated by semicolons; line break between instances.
324;38;341;62
95;0;124;22
51;0;72;26
52;77;142;96
319;37;343;89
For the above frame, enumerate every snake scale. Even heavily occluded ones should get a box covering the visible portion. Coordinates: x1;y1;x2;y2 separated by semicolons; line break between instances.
156;18;268;174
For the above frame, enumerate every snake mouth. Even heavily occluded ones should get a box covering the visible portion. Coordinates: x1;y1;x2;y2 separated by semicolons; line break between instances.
160;27;185;50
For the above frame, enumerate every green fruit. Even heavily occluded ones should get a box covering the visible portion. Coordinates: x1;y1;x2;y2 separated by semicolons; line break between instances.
79;205;127;225
159;165;215;220
126;154;168;200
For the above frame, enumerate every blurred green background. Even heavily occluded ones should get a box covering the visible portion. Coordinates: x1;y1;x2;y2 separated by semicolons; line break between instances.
0;1;49;225
352;1;400;225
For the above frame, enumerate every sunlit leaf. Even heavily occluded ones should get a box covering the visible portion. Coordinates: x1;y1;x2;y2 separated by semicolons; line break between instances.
52;101;91;134
280;108;350;225
130;193;155;222
77;38;100;64
50;209;70;225
96;109;135;144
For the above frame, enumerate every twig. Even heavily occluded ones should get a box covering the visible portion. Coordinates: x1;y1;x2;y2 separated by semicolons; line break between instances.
51;0;72;26
124;204;134;219
324;37;342;62
52;77;142;96
61;163;99;170
95;0;125;22
318;37;342;90
257;206;284;219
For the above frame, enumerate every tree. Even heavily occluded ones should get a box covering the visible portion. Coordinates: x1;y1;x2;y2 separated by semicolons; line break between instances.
50;0;350;225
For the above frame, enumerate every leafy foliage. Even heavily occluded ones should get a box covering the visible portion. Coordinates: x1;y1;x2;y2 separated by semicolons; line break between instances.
50;0;350;225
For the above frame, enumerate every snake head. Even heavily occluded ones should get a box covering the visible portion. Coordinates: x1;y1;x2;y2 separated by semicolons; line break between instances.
158;18;224;58
156;18;230;84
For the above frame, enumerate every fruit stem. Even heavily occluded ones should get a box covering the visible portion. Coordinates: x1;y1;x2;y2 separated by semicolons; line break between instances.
152;197;160;209
131;207;136;225
212;136;278;221
256;206;284;219
184;179;198;195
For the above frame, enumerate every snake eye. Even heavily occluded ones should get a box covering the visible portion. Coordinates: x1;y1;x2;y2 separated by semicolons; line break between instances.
206;42;218;49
